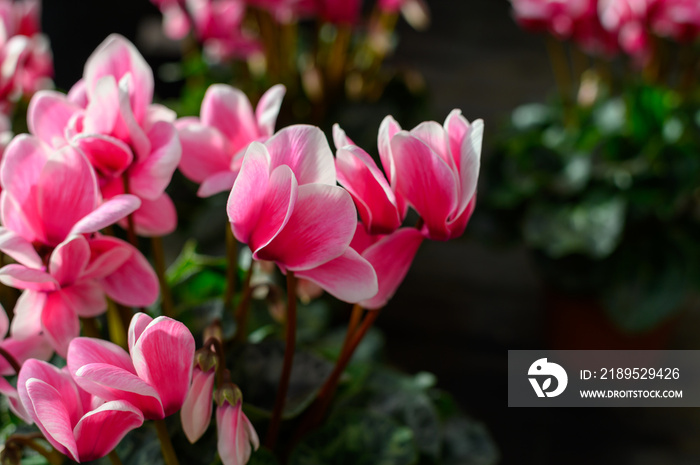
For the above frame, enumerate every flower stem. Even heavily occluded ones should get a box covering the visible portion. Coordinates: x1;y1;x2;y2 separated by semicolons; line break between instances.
4;433;63;465
151;236;175;318
121;174;139;248
108;450;124;465
106;299;129;349
223;225;237;313
154;419;180;465
0;345;21;374
298;308;380;435
339;304;364;359
233;265;254;344
80;317;101;339
265;271;298;449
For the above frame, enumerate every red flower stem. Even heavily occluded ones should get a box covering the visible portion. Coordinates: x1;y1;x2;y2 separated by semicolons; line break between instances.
223;225;237;313
203;336;226;387
300;308;380;434
233;265;254;344
0;345;21;374
265;271;298;449
339;304;364;359
154;419;180;465
151;236;175;318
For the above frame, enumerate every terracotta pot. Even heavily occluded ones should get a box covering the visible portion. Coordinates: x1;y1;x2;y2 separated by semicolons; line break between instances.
545;289;676;350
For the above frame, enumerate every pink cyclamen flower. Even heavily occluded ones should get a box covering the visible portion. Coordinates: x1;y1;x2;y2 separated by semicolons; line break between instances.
379;111;482;241
0;303;52;423
350;224;423;309
0;233;159;356
599;0;653;60
177;83;286;197
217;394;259;465
26;34;181;236
318;0;361;24
333;123;405;235
227;125;378;303
18;359;143;463
649;0;700;42
67;313;195;420
0;136;140;248
181;365;215;443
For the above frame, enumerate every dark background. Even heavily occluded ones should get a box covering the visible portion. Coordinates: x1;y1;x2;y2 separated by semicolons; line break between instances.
41;1;700;463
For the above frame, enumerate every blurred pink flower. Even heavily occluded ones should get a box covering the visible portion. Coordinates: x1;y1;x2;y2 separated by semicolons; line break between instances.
27;34;181;236
0;234;159;356
318;0;361;24
350;224;423;310
649;0;700;42
227;125;378;303
216;393;259;465
381;110;482;241
181;365;215;443
18;359;144;463
599;0;653;60
67;313;195;420
177;83;285;197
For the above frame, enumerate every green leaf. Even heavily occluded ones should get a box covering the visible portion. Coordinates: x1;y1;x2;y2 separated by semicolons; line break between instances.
290;410;418;465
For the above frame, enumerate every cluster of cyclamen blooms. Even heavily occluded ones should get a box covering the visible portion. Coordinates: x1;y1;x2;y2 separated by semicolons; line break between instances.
0;0;53;145
511;0;700;62
0;31;483;464
150;0;424;62
177;81;483;308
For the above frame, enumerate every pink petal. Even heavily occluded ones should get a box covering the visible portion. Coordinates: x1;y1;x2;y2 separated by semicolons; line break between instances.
73;401;144;462
0;377;32;423
336;145;401;234
122;193;177;237
83;236;132;280
0;134;50;204
37;146;100;246
359;228;423;309
391;132;458;241
62;281;108;318
257;184;356;271
445;195;476;239
116;75;152;159
67;337;135;375
0;264;58;291
19;359;84;423
10;290;46;338
67;79;88;107
332;123;355;150
294;248;378;303
49;236;91;286
249;165;297;255
83;75;120;136
176;121;232;183
349;222;378;254
41;291;81;357
127;312;153;353
409;121;453;170
377;115;401;183
27;90;80;147
99;243;159;307
181;367;215;443
227;142;272;244
131;316;195;417
128;120;181;200
217;401;257;465
446;113;482;217
255;84;286;137
23;378;79;461
0;227;43;268
70;194;141;236
72;134;134;178
265;125;336;186
0;192;41;244
74;363;164;420
197;170;239;198
84;34;154;123
0;334;53;376
201;84;259;153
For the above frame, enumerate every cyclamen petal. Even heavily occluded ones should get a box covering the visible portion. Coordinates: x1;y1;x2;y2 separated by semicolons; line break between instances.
73;401;144;462
255;84;286;137
265;125;336;186
181;367;215;443
217;400;259;465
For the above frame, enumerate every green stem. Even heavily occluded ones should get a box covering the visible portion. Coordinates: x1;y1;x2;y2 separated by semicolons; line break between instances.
106;299;129;349
80;317;101;339
265;271;298;449
154;419;180;465
151;236;175;318
223;225;237;313
233;265;254;344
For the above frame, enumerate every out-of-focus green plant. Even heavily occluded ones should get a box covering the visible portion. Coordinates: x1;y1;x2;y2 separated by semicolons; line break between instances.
483;79;700;332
